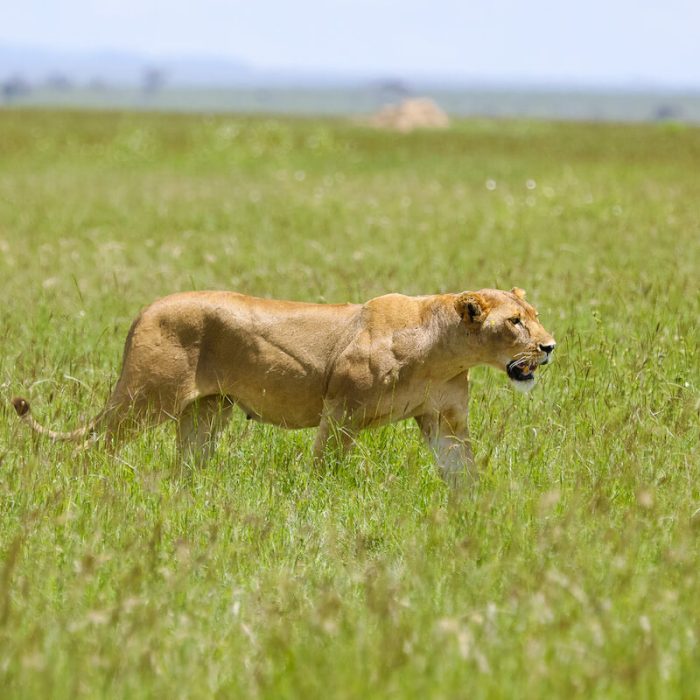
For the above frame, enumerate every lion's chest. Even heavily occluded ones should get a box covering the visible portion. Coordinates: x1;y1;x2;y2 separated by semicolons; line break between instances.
328;351;469;428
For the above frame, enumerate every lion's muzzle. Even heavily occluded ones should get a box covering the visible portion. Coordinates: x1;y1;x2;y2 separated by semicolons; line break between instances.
507;344;554;385
506;359;537;382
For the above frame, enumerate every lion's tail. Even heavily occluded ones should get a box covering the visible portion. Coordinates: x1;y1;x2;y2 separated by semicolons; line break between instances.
11;396;97;442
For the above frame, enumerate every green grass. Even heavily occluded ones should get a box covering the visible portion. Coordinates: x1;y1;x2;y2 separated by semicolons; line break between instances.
0;109;699;699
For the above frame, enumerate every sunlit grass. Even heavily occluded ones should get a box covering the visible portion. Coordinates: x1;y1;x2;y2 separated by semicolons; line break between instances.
0;109;699;698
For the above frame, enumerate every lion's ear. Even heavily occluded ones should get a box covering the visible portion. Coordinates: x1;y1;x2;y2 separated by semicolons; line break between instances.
511;287;526;300
455;292;490;324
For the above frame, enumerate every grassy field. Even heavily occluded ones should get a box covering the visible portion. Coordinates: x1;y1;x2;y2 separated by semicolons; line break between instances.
0;109;698;698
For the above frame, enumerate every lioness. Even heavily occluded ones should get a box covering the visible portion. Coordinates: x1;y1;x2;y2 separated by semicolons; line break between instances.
12;287;555;483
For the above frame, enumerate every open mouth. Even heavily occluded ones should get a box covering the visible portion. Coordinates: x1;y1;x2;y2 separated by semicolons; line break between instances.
506;359;539;382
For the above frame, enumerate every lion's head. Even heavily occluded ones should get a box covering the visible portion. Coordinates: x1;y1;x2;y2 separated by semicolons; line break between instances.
456;287;556;392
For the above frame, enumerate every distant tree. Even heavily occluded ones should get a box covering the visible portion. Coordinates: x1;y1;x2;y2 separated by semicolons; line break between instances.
654;105;680;121
373;78;412;99
142;67;166;96
2;75;31;102
46;74;72;91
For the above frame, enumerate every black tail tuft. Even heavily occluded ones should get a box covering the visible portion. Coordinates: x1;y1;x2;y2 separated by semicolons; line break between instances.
12;397;30;417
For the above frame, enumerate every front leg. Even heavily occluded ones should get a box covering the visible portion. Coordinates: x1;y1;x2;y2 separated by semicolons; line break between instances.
415;407;476;487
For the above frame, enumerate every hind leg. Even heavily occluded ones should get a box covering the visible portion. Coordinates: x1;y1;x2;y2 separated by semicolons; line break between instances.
312;400;357;469
88;397;169;454
176;396;234;469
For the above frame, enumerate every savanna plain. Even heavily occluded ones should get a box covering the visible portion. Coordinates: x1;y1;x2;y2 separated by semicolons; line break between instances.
0;110;698;699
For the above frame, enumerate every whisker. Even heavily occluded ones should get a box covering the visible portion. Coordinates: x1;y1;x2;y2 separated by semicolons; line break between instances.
513;355;535;367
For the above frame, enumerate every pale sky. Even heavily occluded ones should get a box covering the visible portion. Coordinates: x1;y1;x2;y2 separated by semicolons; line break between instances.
3;0;700;86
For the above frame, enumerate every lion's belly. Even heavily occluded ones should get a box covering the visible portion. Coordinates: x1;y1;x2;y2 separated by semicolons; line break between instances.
197;337;329;429
189;300;358;428
354;388;428;428
231;379;325;429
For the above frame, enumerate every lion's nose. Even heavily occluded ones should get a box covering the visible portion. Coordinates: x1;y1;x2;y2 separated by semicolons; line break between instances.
539;343;556;354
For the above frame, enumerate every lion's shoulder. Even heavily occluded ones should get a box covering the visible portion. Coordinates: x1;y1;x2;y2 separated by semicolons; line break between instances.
362;293;453;327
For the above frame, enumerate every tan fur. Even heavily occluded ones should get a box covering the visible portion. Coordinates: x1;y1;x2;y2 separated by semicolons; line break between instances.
12;287;555;483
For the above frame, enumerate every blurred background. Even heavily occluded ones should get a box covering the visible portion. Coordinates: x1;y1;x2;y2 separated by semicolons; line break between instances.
2;0;700;122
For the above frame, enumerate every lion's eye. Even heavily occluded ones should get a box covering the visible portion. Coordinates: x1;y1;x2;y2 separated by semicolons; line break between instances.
510;317;522;326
